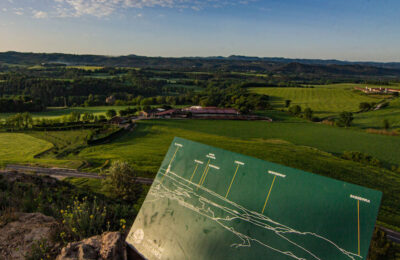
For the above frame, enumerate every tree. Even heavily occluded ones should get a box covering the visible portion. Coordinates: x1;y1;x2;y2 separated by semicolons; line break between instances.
82;112;94;122
69;111;81;122
304;108;313;120
288;105;301;116
359;102;371;111
106;109;116;119
21;112;33;128
368;228;395;260
338;112;354;127
383;119;390;130
101;161;142;202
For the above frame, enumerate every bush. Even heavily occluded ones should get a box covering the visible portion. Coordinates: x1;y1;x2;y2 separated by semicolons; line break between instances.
101;161;143;203
337;112;354;127
341;151;382;167
368;228;396;260
25;239;54;260
303;108;313;120
60;197;107;240
383;119;390;130
288;105;301;115
359;102;372;111
0;173;139;244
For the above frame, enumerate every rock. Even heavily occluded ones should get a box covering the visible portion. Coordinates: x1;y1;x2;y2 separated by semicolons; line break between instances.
0;212;59;260
100;232;126;260
57;232;127;260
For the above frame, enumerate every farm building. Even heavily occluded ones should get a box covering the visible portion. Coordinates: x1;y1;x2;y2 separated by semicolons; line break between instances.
355;86;400;94
105;95;116;104
155;109;187;118
139;108;166;118
182;106;240;118
140;106;271;121
109;116;129;125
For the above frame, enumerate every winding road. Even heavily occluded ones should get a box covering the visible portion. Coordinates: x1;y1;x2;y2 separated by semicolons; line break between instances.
4;164;153;185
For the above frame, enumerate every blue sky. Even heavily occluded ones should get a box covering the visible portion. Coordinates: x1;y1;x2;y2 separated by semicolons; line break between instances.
0;0;399;61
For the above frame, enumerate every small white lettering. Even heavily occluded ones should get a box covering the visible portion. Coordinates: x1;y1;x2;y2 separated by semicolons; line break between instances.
209;164;220;170
268;170;286;178
350;194;370;203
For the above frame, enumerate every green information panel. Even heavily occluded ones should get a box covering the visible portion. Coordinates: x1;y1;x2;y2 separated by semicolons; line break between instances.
126;137;382;260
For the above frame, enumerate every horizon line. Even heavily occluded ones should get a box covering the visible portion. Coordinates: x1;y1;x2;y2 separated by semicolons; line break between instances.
1;50;400;64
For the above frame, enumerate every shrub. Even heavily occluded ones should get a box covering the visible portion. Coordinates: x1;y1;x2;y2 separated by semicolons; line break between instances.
101;161;142;203
60;197;107;240
337;111;354;127
288;105;301;115
383;119;390;130
25;239;54;260
341;151;382;167
359;102;372;111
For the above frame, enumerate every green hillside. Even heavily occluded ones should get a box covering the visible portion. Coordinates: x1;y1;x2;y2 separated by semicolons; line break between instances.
249;84;380;117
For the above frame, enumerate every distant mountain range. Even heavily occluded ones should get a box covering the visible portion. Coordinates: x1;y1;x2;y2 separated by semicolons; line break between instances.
1;51;400;76
208;55;400;69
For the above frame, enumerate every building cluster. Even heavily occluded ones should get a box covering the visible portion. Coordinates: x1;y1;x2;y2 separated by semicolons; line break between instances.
139;106;272;121
354;86;400;94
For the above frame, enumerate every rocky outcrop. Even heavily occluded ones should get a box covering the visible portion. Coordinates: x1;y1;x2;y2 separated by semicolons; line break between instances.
57;232;127;260
0;212;59;260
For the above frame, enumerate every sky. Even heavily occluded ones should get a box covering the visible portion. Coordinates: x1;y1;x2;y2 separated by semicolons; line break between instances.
0;0;399;62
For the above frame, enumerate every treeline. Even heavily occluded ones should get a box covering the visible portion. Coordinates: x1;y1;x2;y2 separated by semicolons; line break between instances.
0;97;45;112
1;111;108;130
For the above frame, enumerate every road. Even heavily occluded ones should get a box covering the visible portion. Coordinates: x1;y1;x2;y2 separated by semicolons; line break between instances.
380;227;400;244
4;164;153;185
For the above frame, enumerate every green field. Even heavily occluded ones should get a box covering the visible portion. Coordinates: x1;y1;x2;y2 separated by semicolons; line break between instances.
1;118;400;229
353;98;400;129
0;133;70;167
76;118;400;172
66;66;104;71
76;119;400;229
28;130;91;162
249;84;381;117
0;106;133;120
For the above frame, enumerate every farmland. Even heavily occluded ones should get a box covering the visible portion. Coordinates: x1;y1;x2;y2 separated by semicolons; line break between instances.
353;98;400;129
0;106;132;120
73;119;400;229
77;119;400;171
0;133;61;167
249;84;381;117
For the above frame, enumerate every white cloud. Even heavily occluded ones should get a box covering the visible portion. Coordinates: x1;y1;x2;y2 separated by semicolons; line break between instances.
1;0;249;18
33;10;48;19
52;0;247;18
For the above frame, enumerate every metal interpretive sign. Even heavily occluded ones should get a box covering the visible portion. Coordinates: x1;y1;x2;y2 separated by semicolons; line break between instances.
126;137;382;260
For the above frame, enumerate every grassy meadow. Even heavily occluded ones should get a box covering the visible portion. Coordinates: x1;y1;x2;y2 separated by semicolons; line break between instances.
353;98;400;129
1;117;400;229
249;84;381;117
73;119;400;229
0;106;133;120
0;133;64;167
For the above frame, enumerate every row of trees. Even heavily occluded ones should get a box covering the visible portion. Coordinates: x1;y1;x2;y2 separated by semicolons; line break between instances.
288;105;318;121
0;97;45;112
1;111;110;129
